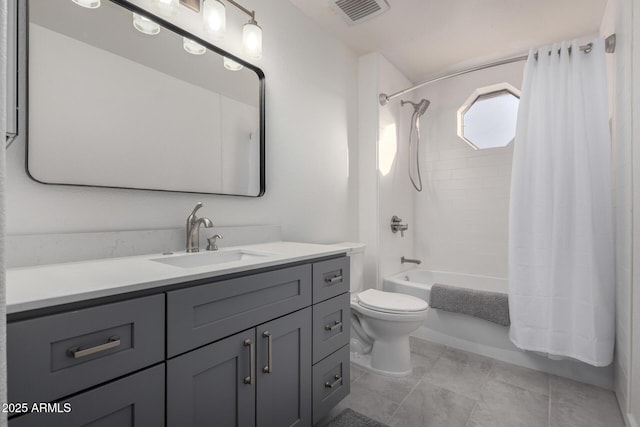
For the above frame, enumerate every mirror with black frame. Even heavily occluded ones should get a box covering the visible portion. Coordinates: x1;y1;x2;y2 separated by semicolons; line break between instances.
25;0;265;196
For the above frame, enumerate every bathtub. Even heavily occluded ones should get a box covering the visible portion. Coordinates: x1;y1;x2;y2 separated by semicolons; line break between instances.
383;269;613;389
384;269;508;301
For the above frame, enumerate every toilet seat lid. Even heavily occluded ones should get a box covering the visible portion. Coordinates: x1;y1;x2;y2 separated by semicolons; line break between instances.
357;289;428;313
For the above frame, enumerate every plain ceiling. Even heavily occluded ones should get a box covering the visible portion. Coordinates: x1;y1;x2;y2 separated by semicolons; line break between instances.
288;0;609;83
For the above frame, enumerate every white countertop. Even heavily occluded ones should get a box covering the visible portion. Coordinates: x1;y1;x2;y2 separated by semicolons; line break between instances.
7;241;348;314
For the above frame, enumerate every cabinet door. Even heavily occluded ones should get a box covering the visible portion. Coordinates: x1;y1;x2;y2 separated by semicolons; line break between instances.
167;330;256;427
9;364;164;427
256;308;312;427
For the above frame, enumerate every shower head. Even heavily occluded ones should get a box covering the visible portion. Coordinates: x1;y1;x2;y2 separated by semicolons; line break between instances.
416;99;430;116
401;99;430;117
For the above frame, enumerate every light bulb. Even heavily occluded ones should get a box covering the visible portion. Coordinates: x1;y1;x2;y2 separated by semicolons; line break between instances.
203;0;226;41
183;37;206;55
242;20;262;60
151;0;179;17
72;0;100;8
223;57;243;71
133;13;160;35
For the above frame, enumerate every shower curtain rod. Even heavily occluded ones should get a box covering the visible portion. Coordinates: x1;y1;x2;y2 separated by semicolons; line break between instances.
379;33;617;106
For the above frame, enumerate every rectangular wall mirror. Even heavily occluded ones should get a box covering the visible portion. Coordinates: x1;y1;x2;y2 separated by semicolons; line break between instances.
25;0;265;196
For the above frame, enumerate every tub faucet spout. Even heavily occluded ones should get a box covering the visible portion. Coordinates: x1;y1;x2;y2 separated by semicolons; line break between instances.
401;256;421;265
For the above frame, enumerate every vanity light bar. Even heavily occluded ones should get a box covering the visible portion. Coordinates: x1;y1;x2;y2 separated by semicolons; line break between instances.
70;0;256;65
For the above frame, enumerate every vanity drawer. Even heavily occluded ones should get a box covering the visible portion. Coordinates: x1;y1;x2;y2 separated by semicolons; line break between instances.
312;257;350;303
167;264;312;357
9;364;165;427
312;345;350;425
313;293;350;363
7;294;165;405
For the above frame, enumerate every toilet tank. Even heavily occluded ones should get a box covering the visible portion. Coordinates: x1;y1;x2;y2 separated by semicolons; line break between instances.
333;242;365;293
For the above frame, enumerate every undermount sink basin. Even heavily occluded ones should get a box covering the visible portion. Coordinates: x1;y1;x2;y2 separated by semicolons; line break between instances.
150;249;273;269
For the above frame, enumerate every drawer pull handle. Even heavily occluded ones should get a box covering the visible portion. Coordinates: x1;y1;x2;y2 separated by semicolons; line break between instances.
263;331;273;374
325;275;343;284
67;336;120;359
325;320;342;331
243;339;254;385
325;374;342;389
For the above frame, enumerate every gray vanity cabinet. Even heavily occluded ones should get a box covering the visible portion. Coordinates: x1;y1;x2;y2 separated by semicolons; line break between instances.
167;308;311;427
7;255;351;427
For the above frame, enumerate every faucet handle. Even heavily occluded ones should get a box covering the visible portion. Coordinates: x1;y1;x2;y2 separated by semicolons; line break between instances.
391;215;409;237
206;234;223;251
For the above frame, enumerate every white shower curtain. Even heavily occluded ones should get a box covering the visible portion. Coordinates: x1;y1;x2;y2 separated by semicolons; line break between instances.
508;38;614;367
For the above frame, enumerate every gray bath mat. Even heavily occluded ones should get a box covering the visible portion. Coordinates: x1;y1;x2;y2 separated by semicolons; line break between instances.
325;408;389;427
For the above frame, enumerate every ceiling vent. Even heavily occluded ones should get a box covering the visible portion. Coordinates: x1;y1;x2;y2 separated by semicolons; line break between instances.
330;0;390;25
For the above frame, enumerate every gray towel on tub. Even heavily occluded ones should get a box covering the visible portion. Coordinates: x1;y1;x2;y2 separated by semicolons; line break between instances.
429;283;510;326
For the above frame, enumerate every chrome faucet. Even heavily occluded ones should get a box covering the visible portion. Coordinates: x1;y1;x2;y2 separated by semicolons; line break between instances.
401;256;422;265
186;202;213;253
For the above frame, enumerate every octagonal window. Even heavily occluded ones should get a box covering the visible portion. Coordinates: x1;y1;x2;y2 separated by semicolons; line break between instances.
457;83;520;150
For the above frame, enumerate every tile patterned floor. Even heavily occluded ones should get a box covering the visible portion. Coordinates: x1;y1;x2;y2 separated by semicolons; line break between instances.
317;337;625;427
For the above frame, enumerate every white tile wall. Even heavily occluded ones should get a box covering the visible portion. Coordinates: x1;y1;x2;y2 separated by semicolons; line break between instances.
413;62;522;278
600;0;634;420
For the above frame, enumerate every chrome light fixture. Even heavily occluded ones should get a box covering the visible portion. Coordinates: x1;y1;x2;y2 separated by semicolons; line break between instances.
72;0;100;8
133;13;161;35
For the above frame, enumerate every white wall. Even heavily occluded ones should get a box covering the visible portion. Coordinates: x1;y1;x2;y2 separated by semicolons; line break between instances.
359;53;415;289
600;0;635;422
629;0;640;423
6;0;359;246
413;62;524;278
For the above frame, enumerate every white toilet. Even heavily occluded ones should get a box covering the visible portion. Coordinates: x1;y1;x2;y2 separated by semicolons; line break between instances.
337;243;429;377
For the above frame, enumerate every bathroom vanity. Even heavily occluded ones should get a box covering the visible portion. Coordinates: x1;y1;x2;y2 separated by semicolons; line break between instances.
6;242;351;426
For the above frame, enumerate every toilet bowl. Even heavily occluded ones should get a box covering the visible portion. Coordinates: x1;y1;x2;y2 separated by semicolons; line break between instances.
351;289;428;376
333;243;429;377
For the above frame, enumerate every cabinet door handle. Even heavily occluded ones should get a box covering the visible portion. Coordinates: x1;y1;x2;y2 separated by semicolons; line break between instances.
325;374;342;389
325;275;343;284
67;336;120;359
262;331;272;374
243;339;254;385
324;320;342;331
